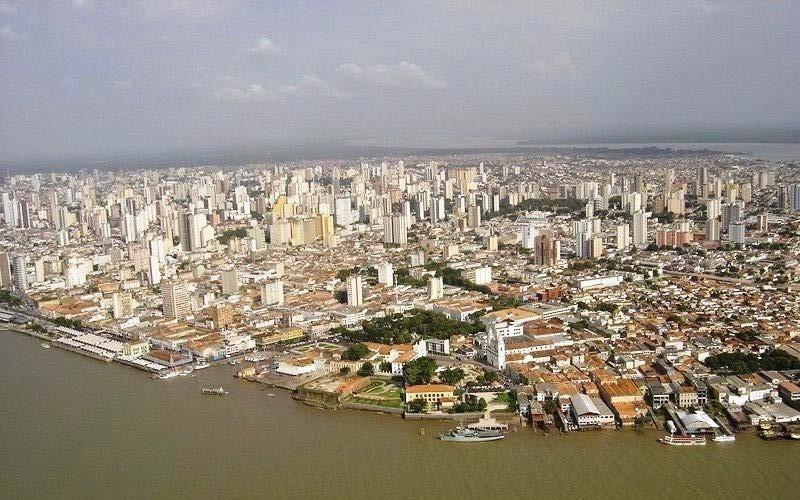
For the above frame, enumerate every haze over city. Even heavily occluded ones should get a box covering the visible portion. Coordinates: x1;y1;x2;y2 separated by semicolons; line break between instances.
2;0;800;166
5;3;800;500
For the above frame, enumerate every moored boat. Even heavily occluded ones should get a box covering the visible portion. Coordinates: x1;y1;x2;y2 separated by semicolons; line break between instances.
40;343;51;349
439;426;505;442
202;387;228;396
712;434;736;442
658;434;706;446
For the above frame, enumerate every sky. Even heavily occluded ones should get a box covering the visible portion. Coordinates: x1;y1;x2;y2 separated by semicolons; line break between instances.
1;0;799;164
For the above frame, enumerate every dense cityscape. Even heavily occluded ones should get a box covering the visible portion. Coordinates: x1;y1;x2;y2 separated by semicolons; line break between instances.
3;147;800;443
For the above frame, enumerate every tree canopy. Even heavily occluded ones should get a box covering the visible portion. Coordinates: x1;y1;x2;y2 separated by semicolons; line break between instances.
333;309;480;345
343;343;369;361
403;357;437;386
704;349;800;374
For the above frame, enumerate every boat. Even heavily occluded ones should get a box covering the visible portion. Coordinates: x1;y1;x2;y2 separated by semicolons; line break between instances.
438;426;505;442
666;421;677;434
227;359;240;365
202;387;228;396
266;393;276;397
40;343;51;349
467;413;509;432
658;434;706;446
194;359;210;370
759;429;784;441
155;370;181;380
712;434;736;443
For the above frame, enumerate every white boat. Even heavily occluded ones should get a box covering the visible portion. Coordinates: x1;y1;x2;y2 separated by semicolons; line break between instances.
713;434;736;442
156;370;180;380
227;359;240;365
202;387;228;396
40;343;51;349
658;434;706;446
194;359;210;370
266;393;276;397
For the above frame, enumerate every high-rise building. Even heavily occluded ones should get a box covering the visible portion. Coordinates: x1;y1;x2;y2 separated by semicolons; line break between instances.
221;268;238;295
633;211;649;247
112;292;135;319
705;219;720;242
11;255;27;292
162;282;190;321
383;214;408;245
789;185;800;211
0;252;12;288
261;279;284;306
616;224;631;250
534;231;559;266
377;262;394;287
347;275;363;306
428;275;443;300
728;222;746;245
520;224;536;249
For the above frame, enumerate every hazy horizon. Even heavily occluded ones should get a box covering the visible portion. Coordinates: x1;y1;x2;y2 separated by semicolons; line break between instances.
2;1;800;165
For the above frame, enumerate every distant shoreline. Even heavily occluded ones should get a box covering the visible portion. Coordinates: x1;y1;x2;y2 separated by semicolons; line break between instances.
4;141;799;175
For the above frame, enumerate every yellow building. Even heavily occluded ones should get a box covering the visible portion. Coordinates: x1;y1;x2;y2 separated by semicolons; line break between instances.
405;384;456;410
254;326;304;348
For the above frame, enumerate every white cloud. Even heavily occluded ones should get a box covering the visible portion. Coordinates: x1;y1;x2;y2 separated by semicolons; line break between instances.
212;83;277;103
279;75;350;99
0;23;20;41
0;1;15;15
337;61;447;90
249;36;278;57
529;52;578;80
113;79;134;89
137;0;227;18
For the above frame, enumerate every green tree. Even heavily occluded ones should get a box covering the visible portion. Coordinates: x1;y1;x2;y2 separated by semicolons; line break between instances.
439;367;465;386
357;362;374;377
379;361;393;373
339;366;351;376
343;343;369;361
407;398;427;413
403;357;437;385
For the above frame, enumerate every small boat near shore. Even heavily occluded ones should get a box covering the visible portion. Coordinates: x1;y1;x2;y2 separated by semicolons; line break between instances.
40;343;51;349
194;359;210;370
713;434;736;443
439;426;505;442
202;387;228;396
658;434;706;446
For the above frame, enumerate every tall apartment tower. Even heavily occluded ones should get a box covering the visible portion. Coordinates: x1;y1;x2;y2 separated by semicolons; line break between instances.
633;211;649;247
428;275;444;300
221;268;238;295
162;282;190;321
0;252;12;288
347;275;363;306
261;279;285;306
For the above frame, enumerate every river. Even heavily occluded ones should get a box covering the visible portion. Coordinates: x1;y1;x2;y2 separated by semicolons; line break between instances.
0;331;797;500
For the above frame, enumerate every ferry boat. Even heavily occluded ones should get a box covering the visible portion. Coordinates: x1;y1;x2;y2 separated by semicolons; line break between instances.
658;434;706;446
467;413;509;432
155;370;181;380
712;434;736;443
439;426;505;442
202;387;228;396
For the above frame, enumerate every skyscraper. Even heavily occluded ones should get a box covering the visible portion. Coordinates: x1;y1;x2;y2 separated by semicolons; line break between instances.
347;275;363;306
633;211;649;247
162;282;190;321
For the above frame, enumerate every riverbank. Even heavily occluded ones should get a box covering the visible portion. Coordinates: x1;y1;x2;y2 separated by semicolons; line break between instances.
2;330;799;500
